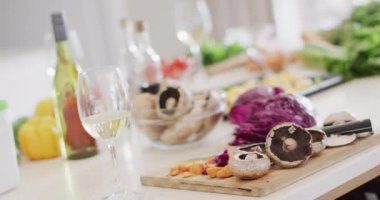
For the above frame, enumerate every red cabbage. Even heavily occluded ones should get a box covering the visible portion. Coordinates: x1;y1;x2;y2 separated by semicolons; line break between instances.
229;86;316;146
214;149;229;167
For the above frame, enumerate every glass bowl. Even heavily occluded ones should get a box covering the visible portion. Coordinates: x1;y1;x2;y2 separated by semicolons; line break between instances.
132;91;226;146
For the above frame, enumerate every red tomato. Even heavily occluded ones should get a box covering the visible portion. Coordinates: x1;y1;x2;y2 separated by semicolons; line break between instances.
171;57;188;70
161;59;170;70
160;57;189;80
161;59;171;77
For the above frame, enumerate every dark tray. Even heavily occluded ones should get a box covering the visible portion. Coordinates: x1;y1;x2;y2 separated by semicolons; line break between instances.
298;74;344;96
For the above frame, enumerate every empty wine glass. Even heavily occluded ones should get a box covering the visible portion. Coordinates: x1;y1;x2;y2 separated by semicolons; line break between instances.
77;67;140;200
174;0;212;78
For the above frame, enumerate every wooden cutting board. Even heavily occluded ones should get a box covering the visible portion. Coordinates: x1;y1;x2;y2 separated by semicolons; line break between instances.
141;134;380;197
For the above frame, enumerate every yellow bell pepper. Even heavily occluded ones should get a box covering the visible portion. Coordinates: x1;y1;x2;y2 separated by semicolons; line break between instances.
34;98;55;118
18;116;60;160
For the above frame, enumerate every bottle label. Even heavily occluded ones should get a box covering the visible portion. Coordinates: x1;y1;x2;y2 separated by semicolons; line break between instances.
63;93;96;150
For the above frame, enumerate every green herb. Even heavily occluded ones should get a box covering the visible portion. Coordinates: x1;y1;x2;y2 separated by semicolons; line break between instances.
200;39;245;67
301;2;380;79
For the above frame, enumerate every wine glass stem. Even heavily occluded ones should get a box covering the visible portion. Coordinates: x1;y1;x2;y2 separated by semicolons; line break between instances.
107;140;122;192
190;44;202;68
187;43;208;83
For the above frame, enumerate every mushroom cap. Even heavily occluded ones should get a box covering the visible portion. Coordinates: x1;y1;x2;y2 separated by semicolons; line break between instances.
265;123;312;168
155;82;192;120
229;152;270;180
237;143;266;153
323;112;370;138
307;128;327;156
324;112;357;127
140;83;160;95
326;134;357;147
357;132;372;138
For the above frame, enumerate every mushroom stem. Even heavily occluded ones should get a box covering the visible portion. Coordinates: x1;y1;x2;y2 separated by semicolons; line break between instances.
284;138;297;151
166;97;176;110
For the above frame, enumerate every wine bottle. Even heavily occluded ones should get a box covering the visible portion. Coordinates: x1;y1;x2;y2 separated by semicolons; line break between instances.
51;12;98;160
134;20;163;88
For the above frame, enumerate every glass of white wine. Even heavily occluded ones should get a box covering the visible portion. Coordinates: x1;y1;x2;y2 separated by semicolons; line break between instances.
77;67;138;200
174;0;212;78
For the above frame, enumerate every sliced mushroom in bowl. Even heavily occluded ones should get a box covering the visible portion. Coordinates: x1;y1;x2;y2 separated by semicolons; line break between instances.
133;81;226;147
155;82;193;120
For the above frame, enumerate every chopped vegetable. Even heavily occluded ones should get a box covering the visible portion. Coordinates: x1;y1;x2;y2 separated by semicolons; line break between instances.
214;149;229;167
229;86;316;145
229;86;284;125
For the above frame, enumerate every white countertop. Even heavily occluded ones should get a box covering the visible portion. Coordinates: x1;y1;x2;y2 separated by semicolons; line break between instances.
1;50;380;200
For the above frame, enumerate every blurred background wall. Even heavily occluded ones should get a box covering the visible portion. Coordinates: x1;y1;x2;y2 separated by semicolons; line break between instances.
0;0;127;67
0;0;275;61
0;0;352;117
0;0;352;58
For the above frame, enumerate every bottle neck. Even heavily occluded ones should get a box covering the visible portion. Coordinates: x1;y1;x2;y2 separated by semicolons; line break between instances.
56;40;74;64
135;31;152;51
122;28;138;52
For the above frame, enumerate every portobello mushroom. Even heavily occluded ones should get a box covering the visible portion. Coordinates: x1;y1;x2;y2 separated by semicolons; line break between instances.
265;123;312;168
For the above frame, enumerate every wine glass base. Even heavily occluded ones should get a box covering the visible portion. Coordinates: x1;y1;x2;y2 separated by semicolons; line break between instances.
104;191;144;200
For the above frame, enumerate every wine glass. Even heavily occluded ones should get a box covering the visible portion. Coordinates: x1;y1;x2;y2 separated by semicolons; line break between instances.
77;67;139;200
174;0;212;78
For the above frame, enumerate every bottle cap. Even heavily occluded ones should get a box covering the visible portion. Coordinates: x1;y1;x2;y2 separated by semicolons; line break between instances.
0;100;8;111
120;18;131;29
135;20;148;32
51;12;68;42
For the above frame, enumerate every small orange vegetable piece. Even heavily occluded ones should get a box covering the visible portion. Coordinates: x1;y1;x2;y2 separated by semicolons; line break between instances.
189;162;204;175
179;163;190;172
170;166;180;176
206;167;223;178
216;165;233;178
206;156;215;164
